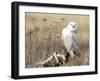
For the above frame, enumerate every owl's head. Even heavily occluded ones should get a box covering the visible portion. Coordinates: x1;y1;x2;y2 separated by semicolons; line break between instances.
67;21;78;33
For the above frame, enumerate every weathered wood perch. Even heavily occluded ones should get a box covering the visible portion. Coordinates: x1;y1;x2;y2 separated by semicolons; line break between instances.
36;51;69;67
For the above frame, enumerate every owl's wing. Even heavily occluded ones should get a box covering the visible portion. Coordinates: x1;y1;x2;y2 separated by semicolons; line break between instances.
64;34;77;57
72;33;80;56
63;33;73;52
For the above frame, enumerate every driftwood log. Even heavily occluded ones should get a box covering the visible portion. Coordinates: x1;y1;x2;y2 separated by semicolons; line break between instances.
36;49;70;67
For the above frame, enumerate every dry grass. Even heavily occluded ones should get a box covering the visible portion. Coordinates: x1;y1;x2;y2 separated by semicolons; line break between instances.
25;12;89;68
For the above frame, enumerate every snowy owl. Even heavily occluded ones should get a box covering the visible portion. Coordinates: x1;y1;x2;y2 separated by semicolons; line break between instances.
62;21;80;57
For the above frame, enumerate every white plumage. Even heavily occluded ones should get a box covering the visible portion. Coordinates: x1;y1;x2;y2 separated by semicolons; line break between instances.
62;21;80;57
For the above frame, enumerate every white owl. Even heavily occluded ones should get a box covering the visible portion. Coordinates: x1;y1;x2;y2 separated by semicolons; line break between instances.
62;21;80;57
